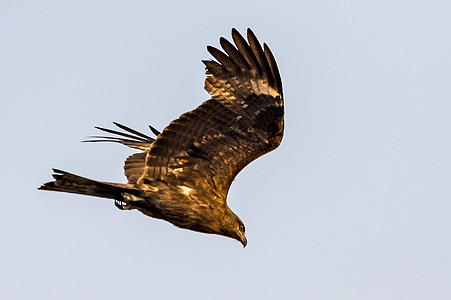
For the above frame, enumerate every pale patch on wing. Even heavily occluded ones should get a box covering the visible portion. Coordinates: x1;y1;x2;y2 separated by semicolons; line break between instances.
266;82;281;99
179;186;192;196
138;182;159;192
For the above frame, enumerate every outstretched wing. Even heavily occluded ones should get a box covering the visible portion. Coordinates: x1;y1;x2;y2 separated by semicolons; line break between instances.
84;122;160;184
139;28;284;198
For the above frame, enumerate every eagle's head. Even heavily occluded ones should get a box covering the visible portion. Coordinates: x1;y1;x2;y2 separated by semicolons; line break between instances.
235;219;247;248
221;210;247;247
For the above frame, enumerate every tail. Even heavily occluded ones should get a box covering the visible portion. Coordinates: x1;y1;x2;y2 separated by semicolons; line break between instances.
39;169;138;200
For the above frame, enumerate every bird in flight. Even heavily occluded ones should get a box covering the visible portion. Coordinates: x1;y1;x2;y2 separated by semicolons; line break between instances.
40;28;284;247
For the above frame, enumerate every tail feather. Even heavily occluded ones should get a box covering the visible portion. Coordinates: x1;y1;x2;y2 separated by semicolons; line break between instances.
39;169;137;200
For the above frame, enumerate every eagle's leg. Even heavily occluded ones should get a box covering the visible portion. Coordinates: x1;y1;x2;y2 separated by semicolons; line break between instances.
115;193;144;210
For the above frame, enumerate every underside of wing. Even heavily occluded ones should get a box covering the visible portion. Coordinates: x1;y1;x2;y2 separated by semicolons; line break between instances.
124;152;147;184
139;28;284;197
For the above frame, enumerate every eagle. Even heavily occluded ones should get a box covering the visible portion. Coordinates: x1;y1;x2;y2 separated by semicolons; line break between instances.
39;28;284;247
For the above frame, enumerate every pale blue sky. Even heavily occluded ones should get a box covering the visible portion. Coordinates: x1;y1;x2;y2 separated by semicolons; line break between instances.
1;0;450;299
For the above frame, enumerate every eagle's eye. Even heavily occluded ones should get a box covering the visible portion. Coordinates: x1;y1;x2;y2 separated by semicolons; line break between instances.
239;223;245;232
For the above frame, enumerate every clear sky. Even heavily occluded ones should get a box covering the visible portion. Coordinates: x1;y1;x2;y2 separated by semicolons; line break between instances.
1;0;450;299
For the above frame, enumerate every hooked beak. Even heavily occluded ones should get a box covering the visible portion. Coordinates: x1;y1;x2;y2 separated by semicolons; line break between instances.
238;232;247;248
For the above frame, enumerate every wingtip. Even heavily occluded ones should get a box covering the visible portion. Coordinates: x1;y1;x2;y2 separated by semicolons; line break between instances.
206;45;215;52
148;125;161;136
231;27;253;36
231;28;248;43
246;28;259;42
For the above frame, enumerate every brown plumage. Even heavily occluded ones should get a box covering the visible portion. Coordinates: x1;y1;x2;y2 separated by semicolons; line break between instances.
39;28;284;247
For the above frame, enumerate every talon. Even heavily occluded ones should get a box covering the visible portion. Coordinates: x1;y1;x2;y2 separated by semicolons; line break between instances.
114;193;133;210
122;193;133;202
115;199;127;210
115;193;144;210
